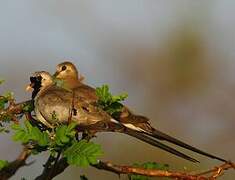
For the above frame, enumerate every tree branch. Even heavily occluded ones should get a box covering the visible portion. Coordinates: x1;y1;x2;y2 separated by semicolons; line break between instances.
0;146;31;180
0;100;32;121
0;100;234;180
35;158;69;180
34;158;235;180
0;100;33;180
93;161;235;180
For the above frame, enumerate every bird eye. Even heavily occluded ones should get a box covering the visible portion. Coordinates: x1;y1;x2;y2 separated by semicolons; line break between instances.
61;65;67;71
36;76;42;81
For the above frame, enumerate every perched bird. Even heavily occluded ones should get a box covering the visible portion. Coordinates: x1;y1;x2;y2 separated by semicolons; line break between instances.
27;71;203;163
53;61;227;163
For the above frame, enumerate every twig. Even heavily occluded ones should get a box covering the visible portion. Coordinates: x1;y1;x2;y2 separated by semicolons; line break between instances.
35;155;57;180
34;159;235;180
35;158;69;180
0;146;31;180
195;161;235;179
92;161;205;180
0;100;32;121
92;161;235;180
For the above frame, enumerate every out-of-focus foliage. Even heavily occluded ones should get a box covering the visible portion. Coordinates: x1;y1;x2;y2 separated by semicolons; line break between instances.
0;160;9;170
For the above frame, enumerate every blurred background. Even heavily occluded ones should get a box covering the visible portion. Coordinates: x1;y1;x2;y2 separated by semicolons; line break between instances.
0;1;234;179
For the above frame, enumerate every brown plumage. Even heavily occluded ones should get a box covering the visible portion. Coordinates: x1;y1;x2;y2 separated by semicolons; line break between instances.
53;61;227;163
28;71;200;163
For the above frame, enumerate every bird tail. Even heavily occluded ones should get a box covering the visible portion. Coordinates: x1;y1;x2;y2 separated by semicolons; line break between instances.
123;128;199;163
144;128;227;162
89;120;199;162
121;114;227;162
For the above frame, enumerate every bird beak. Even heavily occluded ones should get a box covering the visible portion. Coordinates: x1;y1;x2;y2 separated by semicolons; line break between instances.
53;71;59;78
52;71;60;79
25;83;34;92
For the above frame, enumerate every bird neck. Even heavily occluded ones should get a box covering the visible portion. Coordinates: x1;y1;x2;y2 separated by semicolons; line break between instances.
64;77;83;89
33;83;54;100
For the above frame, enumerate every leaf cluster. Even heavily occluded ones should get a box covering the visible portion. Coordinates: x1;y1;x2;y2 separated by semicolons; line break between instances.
11;121;103;167
96;84;128;118
22;102;34;113
12;121;49;147
0;79;4;85
64;139;103;167
53;78;72;91
0;91;14;110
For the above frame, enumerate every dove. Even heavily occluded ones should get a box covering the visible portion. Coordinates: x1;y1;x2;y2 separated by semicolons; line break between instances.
26;71;203;163
53;61;227;163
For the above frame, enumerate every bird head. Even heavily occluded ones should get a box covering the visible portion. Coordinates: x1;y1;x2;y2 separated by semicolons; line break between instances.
53;61;79;81
26;71;54;99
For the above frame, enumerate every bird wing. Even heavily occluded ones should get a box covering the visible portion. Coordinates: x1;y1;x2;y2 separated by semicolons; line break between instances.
74;84;150;124
36;86;72;125
72;95;113;126
35;83;115;127
74;83;98;103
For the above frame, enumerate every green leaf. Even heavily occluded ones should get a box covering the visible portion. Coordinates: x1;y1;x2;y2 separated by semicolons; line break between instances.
0;160;9;170
55;123;77;146
96;85;128;118
0;91;14;110
64;140;103;167
22;102;34;112
31;126;49;146
11;124;22;130
112;93;128;102
0;97;8;109
67;122;78;132
24;120;33;132
11;120;49;147
3;91;14;100
96;84;112;104
128;162;169;180
0;114;12;122
53;78;72;91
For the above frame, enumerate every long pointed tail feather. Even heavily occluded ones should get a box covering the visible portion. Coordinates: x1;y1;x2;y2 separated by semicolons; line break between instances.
124;128;199;163
90;121;199;162
146;129;227;162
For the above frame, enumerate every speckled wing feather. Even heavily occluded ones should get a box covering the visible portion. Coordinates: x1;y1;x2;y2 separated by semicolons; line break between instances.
35;85;72;126
35;84;113;127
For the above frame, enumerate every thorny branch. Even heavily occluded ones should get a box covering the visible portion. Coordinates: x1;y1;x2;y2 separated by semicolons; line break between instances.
0;100;234;179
